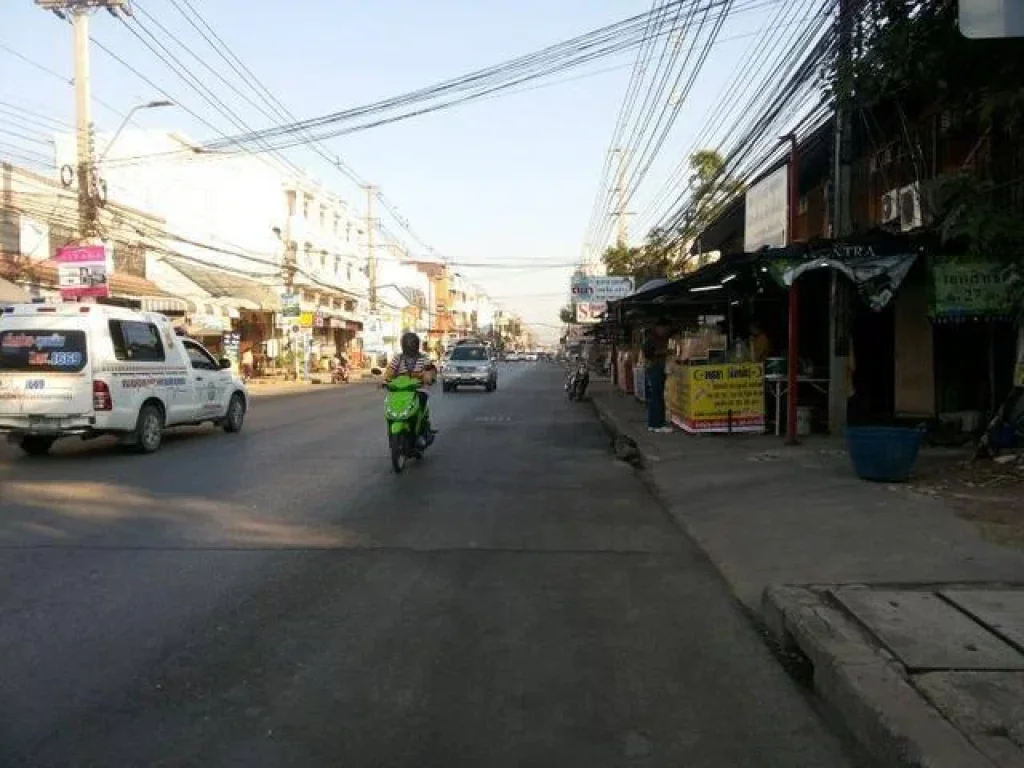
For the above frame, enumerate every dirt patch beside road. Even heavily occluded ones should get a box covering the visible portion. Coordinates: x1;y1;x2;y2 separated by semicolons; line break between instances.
908;454;1024;548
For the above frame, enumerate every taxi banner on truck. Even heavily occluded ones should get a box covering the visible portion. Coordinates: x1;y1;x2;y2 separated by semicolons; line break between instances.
668;362;765;434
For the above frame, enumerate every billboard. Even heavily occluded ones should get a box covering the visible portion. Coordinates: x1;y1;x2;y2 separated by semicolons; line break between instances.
570;275;635;303
959;0;1024;38
744;165;788;252
56;244;111;300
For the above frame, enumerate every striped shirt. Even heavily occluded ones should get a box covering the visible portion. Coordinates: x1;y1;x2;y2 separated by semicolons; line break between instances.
387;353;427;378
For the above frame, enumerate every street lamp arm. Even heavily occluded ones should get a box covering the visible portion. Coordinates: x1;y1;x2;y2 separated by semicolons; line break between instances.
96;99;173;165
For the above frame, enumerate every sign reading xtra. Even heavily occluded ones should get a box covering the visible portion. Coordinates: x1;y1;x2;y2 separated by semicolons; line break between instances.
570;275;635;303
56;244;111;300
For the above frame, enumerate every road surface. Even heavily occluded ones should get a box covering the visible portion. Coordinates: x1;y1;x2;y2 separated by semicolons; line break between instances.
0;364;861;767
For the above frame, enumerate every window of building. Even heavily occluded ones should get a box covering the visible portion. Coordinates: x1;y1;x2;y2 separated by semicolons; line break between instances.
108;320;165;362
302;196;310;218
286;190;296;216
346;263;352;282
320;251;327;269
335;257;341;275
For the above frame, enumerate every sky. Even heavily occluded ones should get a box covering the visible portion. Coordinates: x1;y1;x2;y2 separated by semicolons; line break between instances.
0;0;787;341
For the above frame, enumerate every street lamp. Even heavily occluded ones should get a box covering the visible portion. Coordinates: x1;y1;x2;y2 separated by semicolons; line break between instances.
97;99;174;164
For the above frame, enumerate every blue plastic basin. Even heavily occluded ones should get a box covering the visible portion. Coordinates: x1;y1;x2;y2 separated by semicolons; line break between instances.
845;426;924;482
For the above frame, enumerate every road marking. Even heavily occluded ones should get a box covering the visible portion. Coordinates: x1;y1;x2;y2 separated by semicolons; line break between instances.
474;416;512;423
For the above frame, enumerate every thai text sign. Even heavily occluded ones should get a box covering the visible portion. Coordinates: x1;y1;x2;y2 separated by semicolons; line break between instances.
56;244;111;300
744;165;788;252
930;262;1016;319
669;362;765;434
570;275;634;303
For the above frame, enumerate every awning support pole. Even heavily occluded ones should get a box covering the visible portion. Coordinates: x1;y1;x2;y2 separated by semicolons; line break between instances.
784;133;800;445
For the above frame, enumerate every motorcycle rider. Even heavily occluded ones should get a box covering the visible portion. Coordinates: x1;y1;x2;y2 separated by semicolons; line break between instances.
384;331;436;435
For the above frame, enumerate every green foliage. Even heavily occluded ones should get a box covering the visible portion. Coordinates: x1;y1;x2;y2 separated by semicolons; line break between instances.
677;150;743;244
601;234;676;286
558;305;575;324
841;0;1024;131
600;149;740;280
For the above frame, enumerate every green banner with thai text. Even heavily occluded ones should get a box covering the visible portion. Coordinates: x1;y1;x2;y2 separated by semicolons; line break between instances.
929;261;1017;320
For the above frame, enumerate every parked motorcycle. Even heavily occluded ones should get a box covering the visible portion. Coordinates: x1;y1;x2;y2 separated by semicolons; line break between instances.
374;368;436;473
565;361;590;401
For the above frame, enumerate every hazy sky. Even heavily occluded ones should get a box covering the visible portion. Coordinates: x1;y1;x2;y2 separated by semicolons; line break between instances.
2;0;780;339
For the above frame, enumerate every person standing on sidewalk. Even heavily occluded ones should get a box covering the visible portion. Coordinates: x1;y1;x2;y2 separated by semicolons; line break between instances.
643;318;673;433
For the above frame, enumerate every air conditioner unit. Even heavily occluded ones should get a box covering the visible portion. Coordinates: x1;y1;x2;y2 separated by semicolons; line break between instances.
881;189;901;224
899;183;923;231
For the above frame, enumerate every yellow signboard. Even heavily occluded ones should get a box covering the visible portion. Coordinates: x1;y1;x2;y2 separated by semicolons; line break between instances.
299;311;315;329
668;362;765;433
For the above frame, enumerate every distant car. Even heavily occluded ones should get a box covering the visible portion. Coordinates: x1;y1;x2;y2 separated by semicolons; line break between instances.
441;344;497;392
525;352;538;362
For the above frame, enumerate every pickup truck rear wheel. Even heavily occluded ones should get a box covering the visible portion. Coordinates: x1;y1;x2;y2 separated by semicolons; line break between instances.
134;404;164;454
20;436;55;456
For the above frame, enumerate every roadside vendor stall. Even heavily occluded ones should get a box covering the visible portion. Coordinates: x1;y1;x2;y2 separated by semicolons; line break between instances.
664;318;767;433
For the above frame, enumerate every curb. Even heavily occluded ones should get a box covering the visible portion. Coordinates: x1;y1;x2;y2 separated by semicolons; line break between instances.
763;587;997;768
249;380;373;400
590;392;995;768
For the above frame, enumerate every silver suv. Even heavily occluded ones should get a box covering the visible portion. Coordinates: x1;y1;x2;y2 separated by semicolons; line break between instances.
441;345;497;393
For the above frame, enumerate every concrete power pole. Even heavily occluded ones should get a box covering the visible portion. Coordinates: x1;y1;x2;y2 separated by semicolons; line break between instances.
827;0;858;434
37;1;133;239
611;148;632;249
73;9;96;238
365;184;378;312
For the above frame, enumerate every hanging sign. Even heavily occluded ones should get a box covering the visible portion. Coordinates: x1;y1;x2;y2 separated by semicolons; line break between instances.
574;302;606;323
56;244;112;300
281;293;301;318
570;276;634;303
930;261;1017;320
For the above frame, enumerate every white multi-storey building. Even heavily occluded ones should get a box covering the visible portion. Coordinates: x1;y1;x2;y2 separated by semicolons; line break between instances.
54;130;369;363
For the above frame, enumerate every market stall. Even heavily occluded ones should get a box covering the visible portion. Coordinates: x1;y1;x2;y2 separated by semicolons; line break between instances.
664;318;767;433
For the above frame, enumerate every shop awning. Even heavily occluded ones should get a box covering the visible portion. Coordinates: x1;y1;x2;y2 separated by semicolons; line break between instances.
162;256;281;310
0;258;188;312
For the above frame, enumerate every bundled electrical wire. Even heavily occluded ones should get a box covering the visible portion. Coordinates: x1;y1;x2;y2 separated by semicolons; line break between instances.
581;0;745;257
639;0;842;255
167;0;738;155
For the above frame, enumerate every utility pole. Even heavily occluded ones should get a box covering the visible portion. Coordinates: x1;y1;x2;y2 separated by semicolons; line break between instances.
37;1;133;239
611;148;632;249
73;9;96;238
365;184;378;312
828;0;857;433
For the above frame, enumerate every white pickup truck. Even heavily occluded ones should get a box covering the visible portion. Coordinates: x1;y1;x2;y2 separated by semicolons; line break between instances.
0;302;249;455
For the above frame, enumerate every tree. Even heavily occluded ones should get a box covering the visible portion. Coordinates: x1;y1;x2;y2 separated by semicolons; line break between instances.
558;305;575;324
676;149;743;247
601;236;677;286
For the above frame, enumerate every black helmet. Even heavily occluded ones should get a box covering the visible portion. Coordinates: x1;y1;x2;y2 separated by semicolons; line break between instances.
400;331;421;357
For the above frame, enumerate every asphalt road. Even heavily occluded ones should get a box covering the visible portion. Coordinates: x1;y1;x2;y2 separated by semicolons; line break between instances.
0;364;861;767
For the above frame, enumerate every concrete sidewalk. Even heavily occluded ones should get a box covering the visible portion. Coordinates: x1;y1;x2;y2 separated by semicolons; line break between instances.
591;382;1024;768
